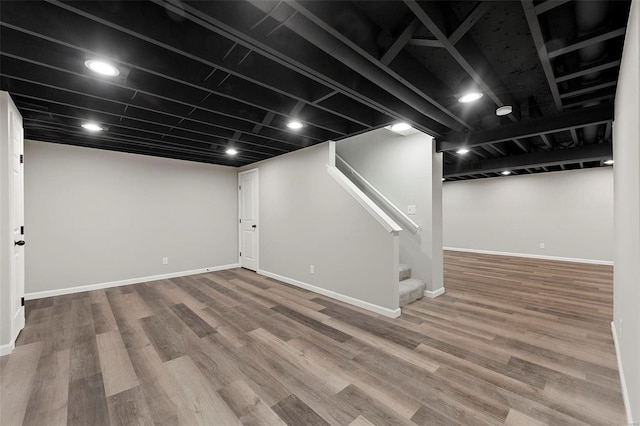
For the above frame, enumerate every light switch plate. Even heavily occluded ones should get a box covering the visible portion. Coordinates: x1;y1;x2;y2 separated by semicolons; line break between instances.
407;205;417;215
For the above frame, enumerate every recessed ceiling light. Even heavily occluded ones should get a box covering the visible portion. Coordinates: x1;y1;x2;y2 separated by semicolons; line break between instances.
287;120;304;130
501;170;512;176
226;148;238;156
496;105;513;116
456;148;470;154
81;122;104;132
458;92;483;103
604;159;614;165
389;122;412;132
84;59;119;77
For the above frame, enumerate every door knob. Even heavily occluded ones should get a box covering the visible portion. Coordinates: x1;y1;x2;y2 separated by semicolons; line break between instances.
14;240;25;246
252;225;257;228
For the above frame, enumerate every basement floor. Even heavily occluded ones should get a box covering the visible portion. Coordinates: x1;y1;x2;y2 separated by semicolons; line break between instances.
0;251;625;425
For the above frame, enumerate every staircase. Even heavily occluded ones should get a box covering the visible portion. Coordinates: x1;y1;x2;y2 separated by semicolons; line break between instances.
399;264;426;307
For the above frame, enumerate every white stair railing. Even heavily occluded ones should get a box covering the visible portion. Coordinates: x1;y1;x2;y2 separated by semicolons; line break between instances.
326;165;402;234
336;154;420;234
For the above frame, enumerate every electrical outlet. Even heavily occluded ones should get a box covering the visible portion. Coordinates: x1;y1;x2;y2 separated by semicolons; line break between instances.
310;265;315;274
407;205;417;215
539;243;545;249
162;257;169;265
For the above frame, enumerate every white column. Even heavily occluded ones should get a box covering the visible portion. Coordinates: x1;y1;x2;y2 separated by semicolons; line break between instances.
613;1;640;422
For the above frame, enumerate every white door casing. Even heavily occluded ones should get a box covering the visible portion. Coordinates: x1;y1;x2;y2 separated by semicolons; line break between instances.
10;107;25;341
238;169;258;271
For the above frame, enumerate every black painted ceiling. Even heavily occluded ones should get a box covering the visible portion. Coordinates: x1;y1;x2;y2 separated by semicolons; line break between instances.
0;0;631;178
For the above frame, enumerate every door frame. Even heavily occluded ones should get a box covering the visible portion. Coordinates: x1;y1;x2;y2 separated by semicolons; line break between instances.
238;168;259;271
9;107;25;344
1;92;24;355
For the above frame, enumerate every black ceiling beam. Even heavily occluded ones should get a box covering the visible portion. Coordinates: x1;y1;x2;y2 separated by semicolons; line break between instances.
539;134;553;148
407;38;444;48
24;129;244;167
555;60;621;83
40;1;382;131
2;73;304;153
22;118;265;163
150;0;452;136
403;0;520;122
2;23;345;140
1;66;309;152
559;81;617;99
563;94;615;110
380;18;422;65
535;0;571;15
14;97;285;158
522;0;563;111
448;2;491;46
438;103;613;151
21;112;269;162
282;0;472;130
547;28;627;59
444;142;612;177
231;0;467;134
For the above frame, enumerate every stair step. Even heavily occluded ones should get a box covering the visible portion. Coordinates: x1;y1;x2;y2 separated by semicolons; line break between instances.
399;263;411;281
399;278;425;307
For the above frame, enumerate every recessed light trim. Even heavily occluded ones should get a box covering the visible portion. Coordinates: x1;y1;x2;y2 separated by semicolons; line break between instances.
389;122;412;132
226;148;238;156
456;148;470;154
496;105;513;116
604;159;614;165
501;170;512;176
458;92;483;103
81;122;104;132
84;59;120;77
287;120;304;130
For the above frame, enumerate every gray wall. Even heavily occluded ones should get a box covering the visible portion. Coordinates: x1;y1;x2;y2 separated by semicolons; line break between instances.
24;140;238;295
337;128;444;291
443;168;614;263
613;0;640;421
243;142;398;311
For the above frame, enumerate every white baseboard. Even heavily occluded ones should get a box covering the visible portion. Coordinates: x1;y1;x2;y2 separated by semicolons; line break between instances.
425;287;445;298
444;247;613;266
257;269;401;319
612;321;635;425
0;341;15;357
24;264;240;300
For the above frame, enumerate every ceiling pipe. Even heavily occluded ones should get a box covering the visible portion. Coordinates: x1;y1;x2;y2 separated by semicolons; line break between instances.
574;0;611;144
244;0;465;133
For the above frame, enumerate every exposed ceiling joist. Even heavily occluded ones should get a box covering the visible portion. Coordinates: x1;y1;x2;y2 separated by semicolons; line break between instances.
535;0;571;15
164;0;457;137
0;0;630;172
44;0;383;130
404;0;520;121
448;2;491;46
407;38;443;48
522;0;563;110
555;60;621;83
380;18;421;65
547;28;627;59
444;142;612;177
560;81;617;99
266;0;470;132
438;103;613;151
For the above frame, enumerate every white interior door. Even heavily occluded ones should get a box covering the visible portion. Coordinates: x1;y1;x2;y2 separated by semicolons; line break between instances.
239;169;258;271
10;108;25;340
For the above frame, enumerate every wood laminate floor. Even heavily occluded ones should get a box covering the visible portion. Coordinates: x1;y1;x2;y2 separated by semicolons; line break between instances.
1;251;626;425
